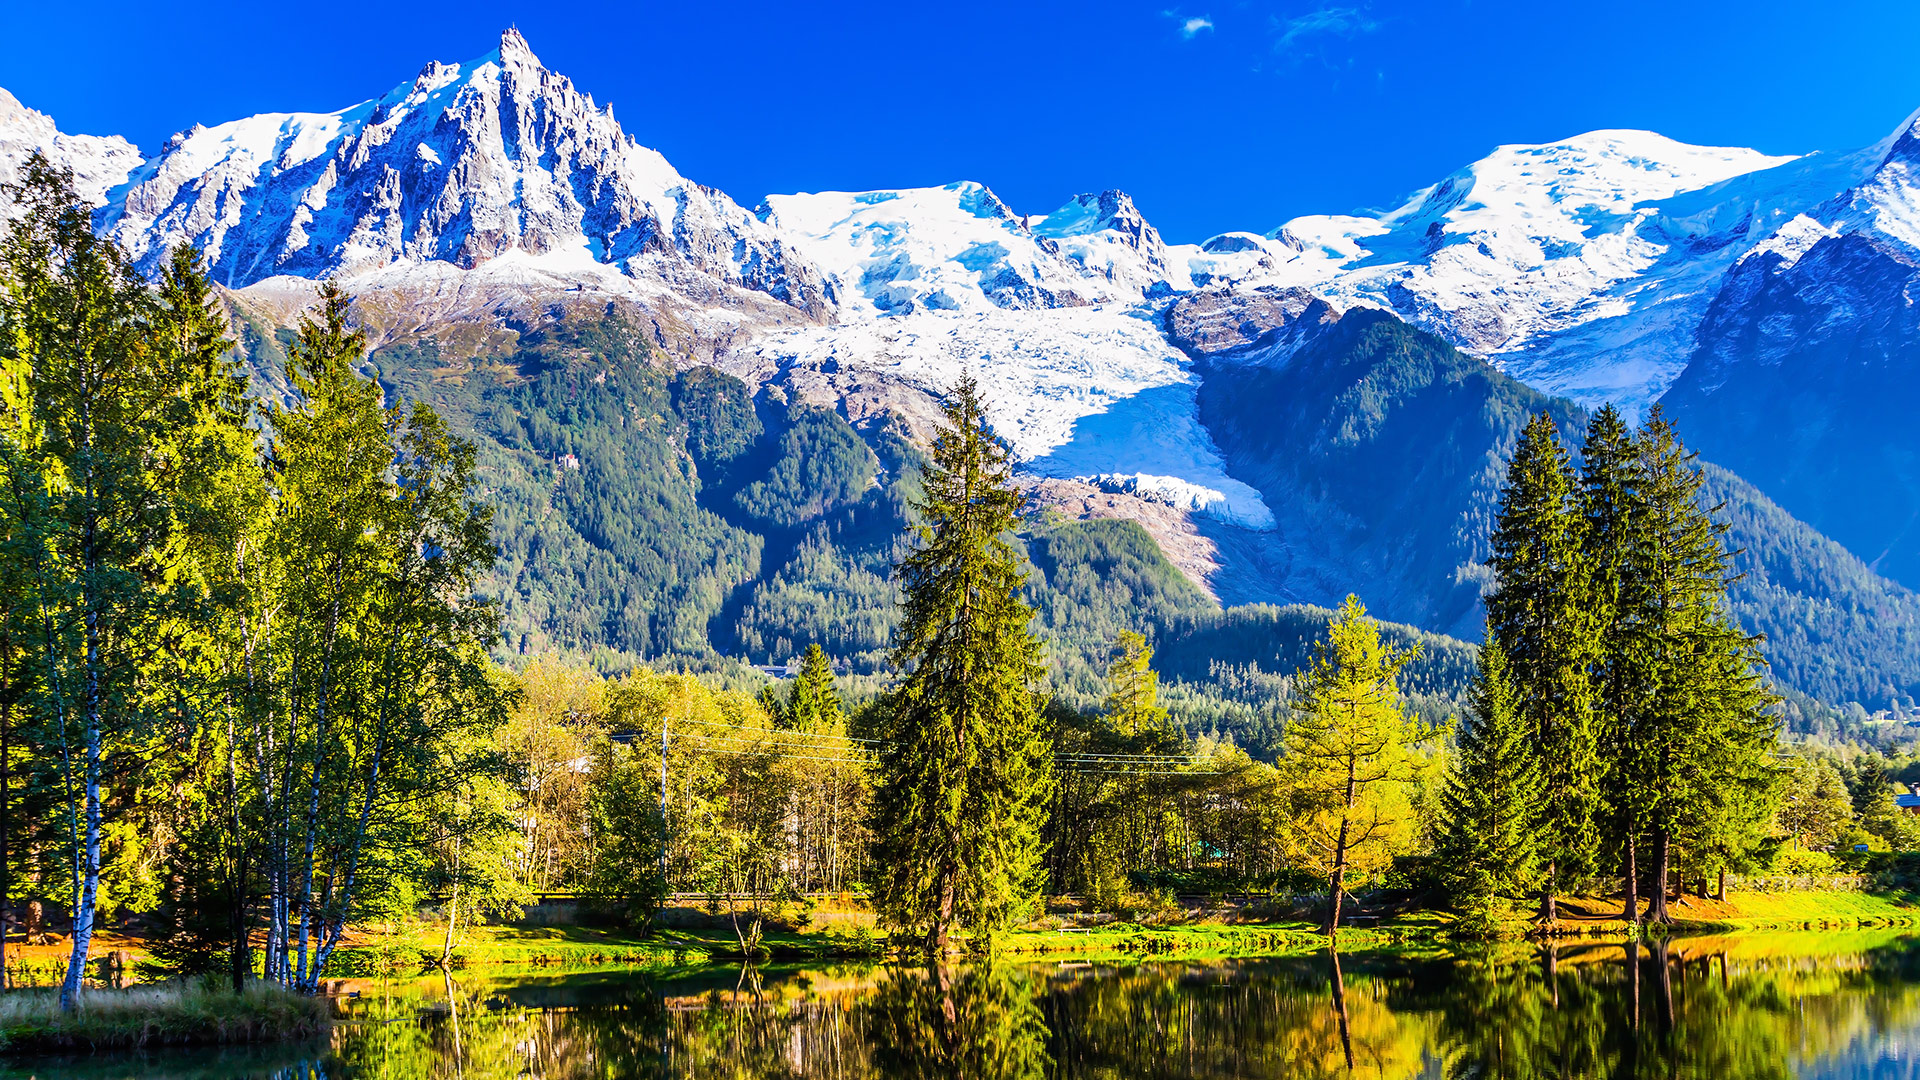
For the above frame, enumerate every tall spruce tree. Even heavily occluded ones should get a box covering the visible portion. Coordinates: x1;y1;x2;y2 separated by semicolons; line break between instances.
872;376;1052;953
1437;634;1544;925
786;644;841;733
1578;404;1646;921
1624;411;1776;922
1484;412;1601;921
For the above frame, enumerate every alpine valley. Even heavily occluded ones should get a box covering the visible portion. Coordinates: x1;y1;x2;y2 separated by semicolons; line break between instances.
7;29;1920;741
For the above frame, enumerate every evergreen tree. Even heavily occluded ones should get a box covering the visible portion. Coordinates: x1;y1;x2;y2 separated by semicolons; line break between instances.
1484;412;1601;920
1283;595;1428;933
1624;411;1776;922
1437;634;1544;926
786;643;841;732
0;157;239;1009
1578;404;1647;920
1073;631;1184;909
872;376;1051;953
783;643;867;893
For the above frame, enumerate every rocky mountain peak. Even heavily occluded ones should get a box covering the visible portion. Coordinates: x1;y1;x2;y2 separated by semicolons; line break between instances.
496;26;541;69
0;87;140;212
91;31;826;315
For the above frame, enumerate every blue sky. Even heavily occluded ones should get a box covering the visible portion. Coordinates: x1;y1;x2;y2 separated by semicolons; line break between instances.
8;0;1919;243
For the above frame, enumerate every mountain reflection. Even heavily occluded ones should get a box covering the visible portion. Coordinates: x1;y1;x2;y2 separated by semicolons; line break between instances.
11;932;1920;1080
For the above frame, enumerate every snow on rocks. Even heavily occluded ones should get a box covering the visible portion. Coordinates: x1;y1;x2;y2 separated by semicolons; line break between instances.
746;304;1276;530
0;87;140;213
95;30;825;313
1238;131;1806;415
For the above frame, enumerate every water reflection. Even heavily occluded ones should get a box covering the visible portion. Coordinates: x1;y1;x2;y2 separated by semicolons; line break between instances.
8;932;1920;1079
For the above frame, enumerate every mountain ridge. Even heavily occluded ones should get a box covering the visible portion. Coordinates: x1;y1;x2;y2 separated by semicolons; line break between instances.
5;29;1919;719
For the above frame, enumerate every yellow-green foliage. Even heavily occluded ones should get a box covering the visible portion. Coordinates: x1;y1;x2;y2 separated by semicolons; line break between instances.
0;982;328;1052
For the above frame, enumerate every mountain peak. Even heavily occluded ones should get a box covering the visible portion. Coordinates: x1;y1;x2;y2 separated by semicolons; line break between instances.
0;86;140;211
92;36;826;313
1879;105;1920;168
497;27;542;69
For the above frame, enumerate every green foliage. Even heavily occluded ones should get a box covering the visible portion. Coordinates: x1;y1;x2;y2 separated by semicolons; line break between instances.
479;343;760;660
583;739;667;929
1102;631;1169;737
1436;635;1544;921
1196;308;1584;638
0;158;258;1006
1197;306;1920;722
786;643;842;732
733;400;878;528
1485;412;1604;894
1704;460;1920;715
1776;751;1856;852
671;365;760;469
1283;596;1431;931
873;377;1052;951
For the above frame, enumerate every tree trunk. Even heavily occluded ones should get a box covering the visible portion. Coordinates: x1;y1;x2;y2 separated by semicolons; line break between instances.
1329;948;1354;1072
1652;937;1674;1031
1327;865;1347;935
1;698;9;992
1620;833;1639;924
1626;938;1641;1030
928;857;957;955
1327;763;1357;935
1715;865;1726;902
441;835;461;969
229;851;251;993
1539;859;1557;923
1646;831;1672;924
60;614;103;1013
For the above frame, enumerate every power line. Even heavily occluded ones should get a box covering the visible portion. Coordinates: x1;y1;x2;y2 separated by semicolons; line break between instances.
676;743;872;766
670;715;890;745
675;739;1211;776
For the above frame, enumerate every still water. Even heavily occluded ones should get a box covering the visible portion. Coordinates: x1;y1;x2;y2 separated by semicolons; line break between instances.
8;931;1920;1079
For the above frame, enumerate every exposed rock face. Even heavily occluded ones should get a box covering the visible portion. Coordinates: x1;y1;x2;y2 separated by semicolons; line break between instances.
1164;285;1339;363
0;87;140;213
1033;189;1172;295
1662;113;1920;583
96;30;825;315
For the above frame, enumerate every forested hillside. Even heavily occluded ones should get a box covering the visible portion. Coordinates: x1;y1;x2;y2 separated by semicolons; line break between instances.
222;297;1920;734
215;302;1485;753
1193;306;1920;721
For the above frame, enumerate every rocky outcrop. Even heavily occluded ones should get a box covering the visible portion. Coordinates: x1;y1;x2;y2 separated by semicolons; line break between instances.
96;30;827;316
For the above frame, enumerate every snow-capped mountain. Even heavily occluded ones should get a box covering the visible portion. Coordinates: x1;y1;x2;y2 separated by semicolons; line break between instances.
1217;132;1823;415
96;30;825;316
1661;108;1920;585
5;28;1920;607
0;88;139;214
747;181;1274;529
761;182;1111;314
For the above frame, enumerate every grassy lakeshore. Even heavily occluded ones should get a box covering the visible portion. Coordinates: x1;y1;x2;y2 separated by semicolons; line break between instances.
10;887;1917;1000
0;983;328;1054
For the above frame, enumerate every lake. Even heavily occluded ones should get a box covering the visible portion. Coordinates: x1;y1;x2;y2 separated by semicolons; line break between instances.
7;931;1920;1078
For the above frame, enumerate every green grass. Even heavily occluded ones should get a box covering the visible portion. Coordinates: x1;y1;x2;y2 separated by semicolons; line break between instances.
322;887;1920;975
1660;888;1920;931
0;982;328;1053
328;924;705;973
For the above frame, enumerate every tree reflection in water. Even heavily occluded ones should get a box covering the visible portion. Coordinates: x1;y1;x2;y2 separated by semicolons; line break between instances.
11;933;1920;1080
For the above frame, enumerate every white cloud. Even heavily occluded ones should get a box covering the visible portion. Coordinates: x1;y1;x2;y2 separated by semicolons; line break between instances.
1272;6;1378;53
1162;10;1214;40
